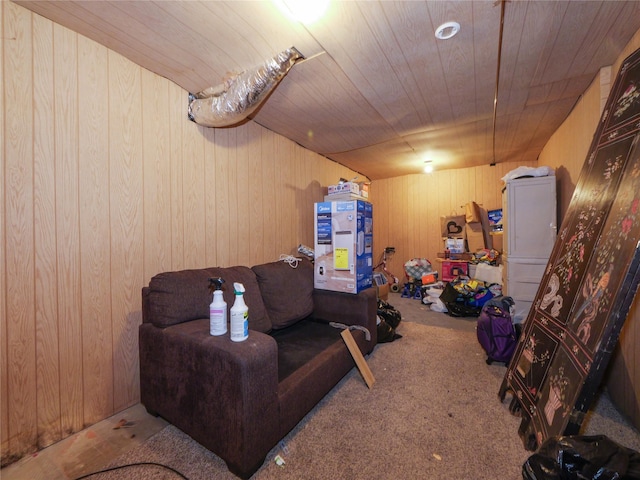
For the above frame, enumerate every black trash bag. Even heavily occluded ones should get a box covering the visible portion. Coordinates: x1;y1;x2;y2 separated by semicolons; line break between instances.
376;299;402;343
522;435;640;480
377;299;402;329
376;318;402;343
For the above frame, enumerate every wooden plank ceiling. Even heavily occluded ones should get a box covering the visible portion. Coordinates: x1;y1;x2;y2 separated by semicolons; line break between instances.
15;0;640;180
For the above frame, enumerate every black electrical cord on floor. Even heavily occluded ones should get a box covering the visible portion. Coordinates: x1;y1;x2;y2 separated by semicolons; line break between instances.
74;461;190;480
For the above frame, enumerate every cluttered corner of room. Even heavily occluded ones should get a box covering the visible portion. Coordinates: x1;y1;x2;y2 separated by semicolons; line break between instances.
438;201;502;265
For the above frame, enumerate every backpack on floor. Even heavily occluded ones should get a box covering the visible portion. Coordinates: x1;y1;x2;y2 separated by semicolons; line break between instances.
476;297;518;365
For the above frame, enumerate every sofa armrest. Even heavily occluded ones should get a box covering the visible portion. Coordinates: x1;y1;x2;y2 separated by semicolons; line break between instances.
139;320;279;477
312;287;378;349
141;286;151;323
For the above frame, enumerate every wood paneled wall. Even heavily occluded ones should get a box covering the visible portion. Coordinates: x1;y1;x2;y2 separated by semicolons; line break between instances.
370;161;536;286
538;30;640;431
1;2;361;464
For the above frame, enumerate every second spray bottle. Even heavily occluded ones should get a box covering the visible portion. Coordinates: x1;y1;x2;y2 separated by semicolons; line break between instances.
209;277;249;342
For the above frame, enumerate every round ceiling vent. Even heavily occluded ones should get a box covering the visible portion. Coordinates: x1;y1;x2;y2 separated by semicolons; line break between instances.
435;21;460;40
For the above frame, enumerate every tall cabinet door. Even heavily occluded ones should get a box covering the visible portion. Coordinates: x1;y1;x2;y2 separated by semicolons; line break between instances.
503;176;557;259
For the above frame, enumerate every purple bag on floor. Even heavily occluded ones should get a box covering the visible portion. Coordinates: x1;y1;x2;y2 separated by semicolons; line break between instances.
477;301;518;365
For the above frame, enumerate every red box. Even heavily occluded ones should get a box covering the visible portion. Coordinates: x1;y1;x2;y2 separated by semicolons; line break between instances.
441;261;468;282
422;272;438;285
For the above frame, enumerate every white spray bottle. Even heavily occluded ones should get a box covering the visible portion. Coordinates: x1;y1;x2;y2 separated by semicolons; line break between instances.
230;282;249;342
209;277;227;336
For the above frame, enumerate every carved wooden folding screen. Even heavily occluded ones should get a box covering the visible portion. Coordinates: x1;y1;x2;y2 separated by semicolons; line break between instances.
499;47;640;451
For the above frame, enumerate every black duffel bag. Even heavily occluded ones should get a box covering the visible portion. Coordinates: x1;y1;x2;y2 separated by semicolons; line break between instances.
440;282;481;317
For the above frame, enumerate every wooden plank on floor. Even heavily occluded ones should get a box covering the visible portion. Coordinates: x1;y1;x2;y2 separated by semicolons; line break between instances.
340;329;375;389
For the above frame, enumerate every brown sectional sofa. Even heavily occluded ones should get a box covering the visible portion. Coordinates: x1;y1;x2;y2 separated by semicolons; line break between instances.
139;257;377;478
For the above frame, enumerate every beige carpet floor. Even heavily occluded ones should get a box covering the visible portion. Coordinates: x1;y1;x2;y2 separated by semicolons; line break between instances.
94;294;640;480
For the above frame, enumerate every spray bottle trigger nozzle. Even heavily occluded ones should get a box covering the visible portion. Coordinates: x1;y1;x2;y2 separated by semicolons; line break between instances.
233;282;245;295
209;277;225;291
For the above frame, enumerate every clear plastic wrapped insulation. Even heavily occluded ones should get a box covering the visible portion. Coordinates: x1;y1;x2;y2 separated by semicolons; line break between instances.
188;47;303;127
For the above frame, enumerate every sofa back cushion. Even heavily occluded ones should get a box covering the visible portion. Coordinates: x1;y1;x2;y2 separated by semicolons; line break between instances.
252;258;314;329
146;266;272;333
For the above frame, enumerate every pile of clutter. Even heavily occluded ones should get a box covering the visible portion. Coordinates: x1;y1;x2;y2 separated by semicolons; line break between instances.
469;248;500;265
400;258;437;299
423;274;503;317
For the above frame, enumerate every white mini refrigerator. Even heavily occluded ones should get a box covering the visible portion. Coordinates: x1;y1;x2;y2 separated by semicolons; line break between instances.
314;200;373;293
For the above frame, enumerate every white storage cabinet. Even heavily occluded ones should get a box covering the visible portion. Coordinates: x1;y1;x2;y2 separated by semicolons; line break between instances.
502;175;557;322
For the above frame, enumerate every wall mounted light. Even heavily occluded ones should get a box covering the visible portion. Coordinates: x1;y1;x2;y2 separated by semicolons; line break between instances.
435;21;460;40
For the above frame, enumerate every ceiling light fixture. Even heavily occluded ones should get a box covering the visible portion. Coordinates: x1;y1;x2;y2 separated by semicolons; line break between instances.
424;161;434;174
274;0;329;24
435;21;460;40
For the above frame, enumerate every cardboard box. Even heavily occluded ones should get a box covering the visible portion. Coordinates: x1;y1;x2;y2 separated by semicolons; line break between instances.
376;282;389;301
466;222;486;253
323;193;367;202
314;200;373;293
327;182;359;196
373;272;389;299
490;231;503;252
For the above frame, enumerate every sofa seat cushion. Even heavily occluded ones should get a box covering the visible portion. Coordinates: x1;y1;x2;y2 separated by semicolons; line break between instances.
271;318;343;382
275;320;371;438
252;258;314;330
148;266;271;333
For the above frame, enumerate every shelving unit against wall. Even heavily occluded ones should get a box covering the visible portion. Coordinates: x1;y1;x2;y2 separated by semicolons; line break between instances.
502;175;557;322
